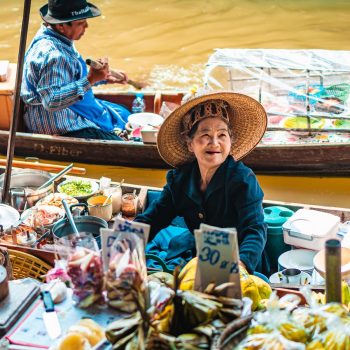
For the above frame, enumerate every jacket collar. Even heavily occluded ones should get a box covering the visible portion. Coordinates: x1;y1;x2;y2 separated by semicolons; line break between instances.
183;156;234;204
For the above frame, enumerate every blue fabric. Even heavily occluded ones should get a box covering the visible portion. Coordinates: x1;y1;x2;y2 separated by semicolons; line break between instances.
69;56;128;132
135;156;268;274
146;226;194;271
21;25;129;135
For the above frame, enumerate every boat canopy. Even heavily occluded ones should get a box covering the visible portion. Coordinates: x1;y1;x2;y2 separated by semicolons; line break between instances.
204;49;350;133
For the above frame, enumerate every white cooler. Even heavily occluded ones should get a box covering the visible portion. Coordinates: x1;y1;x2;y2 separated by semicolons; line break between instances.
282;209;340;251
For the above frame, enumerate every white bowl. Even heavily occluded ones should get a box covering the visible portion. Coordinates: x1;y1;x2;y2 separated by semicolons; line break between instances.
313;247;350;279
128;113;163;129
57;179;99;201
278;249;317;275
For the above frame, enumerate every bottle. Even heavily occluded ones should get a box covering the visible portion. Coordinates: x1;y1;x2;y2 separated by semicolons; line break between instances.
131;93;146;114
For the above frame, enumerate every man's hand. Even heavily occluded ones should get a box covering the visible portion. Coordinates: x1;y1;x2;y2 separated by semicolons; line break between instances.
87;57;109;85
106;70;129;85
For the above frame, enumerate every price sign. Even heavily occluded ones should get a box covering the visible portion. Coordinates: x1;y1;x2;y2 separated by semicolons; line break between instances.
194;223;242;298
101;219;150;271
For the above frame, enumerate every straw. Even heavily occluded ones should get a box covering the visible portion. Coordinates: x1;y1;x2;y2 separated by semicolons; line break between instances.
119;179;125;188
102;193;113;206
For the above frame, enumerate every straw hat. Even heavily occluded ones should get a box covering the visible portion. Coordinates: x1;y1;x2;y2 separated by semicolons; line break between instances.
157;91;267;168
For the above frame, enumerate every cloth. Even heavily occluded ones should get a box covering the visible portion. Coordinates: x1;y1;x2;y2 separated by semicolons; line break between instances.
62;127;123;140
135;156;268;273
21;25;129;135
146;227;195;271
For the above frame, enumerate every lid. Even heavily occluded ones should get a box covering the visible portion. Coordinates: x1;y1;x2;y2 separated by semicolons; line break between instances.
0;204;20;231
264;206;294;226
282;209;340;238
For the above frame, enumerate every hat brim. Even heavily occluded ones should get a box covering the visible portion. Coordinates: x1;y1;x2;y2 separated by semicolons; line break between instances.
39;3;101;24
157;92;267;168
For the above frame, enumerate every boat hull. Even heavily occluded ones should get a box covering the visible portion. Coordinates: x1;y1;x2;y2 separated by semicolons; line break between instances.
1;130;350;175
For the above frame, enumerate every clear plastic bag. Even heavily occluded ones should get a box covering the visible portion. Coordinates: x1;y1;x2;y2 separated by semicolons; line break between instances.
106;232;147;313
64;233;104;308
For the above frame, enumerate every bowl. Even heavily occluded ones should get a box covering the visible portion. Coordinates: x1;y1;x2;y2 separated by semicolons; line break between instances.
278;249;317;275
128;113;163;129
313;247;350;279
57;179;99;201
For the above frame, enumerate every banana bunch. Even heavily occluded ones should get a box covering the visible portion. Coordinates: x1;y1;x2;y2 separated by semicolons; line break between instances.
323;328;350;350
278;322;309;344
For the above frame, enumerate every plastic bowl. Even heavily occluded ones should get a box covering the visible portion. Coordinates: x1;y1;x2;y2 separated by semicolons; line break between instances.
313;247;350;279
278;249;317;275
128;113;163;129
57;179;99;201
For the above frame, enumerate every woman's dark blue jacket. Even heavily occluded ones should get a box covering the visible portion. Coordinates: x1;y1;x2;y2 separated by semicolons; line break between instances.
135;156;267;273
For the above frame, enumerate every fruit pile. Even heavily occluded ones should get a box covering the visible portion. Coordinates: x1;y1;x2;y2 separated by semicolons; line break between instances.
236;294;350;349
104;258;266;349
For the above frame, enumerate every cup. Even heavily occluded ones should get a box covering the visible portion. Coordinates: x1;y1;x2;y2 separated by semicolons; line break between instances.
103;186;122;214
87;195;113;221
121;193;138;219
279;268;302;284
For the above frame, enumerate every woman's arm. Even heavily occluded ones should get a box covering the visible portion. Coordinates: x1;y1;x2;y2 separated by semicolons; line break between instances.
234;173;267;273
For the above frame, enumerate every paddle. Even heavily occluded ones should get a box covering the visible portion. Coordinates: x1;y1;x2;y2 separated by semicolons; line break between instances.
86;58;147;90
0;159;86;175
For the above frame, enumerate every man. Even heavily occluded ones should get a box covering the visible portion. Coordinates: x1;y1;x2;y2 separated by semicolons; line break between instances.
21;0;130;140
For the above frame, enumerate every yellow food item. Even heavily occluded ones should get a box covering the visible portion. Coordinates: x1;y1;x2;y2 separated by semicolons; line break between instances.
178;257;197;291
306;340;325;350
148;271;174;288
78;318;105;343
250;275;272;300
57;332;91;350
342;281;350;306
279;322;309;344
240;267;261;311
178;258;264;311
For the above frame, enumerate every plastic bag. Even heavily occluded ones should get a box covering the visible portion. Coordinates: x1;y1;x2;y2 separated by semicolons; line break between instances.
64;233;104;308
106;232;147;313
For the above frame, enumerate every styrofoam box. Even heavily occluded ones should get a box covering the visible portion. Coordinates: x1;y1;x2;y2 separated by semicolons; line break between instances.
282;209;340;250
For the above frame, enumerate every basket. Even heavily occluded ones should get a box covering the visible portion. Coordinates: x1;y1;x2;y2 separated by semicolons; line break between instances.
8;249;52;282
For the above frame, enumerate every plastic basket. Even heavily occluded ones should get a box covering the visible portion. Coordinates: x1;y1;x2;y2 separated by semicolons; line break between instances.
8;249;52;282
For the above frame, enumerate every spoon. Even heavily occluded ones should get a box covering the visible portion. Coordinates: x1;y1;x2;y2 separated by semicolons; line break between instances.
62;199;80;237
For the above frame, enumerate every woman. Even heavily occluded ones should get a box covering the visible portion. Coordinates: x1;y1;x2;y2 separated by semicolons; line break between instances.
135;91;268;274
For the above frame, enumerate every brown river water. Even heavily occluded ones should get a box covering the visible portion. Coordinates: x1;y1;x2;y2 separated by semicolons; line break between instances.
0;0;350;208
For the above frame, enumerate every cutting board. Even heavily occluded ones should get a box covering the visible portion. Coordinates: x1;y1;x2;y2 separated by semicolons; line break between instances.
0;279;40;337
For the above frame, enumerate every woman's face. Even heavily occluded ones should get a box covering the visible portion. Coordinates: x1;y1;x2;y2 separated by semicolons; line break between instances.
187;117;232;170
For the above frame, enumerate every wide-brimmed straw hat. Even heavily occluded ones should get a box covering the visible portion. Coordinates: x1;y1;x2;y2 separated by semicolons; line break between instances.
40;0;101;24
157;91;267;168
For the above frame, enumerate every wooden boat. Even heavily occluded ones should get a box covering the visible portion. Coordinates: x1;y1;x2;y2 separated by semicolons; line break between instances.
1;172;350;267
1;56;350;175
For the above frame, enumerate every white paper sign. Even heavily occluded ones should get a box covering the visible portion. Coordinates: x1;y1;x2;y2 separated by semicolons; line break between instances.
101;219;150;271
194;223;242;298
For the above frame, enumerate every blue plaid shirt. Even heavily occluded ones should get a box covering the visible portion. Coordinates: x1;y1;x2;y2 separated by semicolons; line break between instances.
21;25;98;135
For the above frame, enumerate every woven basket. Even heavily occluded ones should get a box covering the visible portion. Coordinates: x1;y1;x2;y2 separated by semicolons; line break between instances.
8;249;52;282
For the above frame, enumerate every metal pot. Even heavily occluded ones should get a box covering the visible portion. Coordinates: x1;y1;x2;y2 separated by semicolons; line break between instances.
52;204;108;248
0;169;53;212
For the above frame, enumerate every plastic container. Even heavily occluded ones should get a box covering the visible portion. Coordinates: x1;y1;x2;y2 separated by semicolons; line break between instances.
263;206;294;270
278;249;317;276
282;209;340;250
131;93;146;114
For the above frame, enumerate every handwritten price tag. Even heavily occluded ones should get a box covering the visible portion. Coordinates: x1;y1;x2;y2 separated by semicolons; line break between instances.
194;224;241;298
101;219;150;271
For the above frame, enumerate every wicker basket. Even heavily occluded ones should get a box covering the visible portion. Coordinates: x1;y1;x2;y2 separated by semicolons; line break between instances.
8;249;52;282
